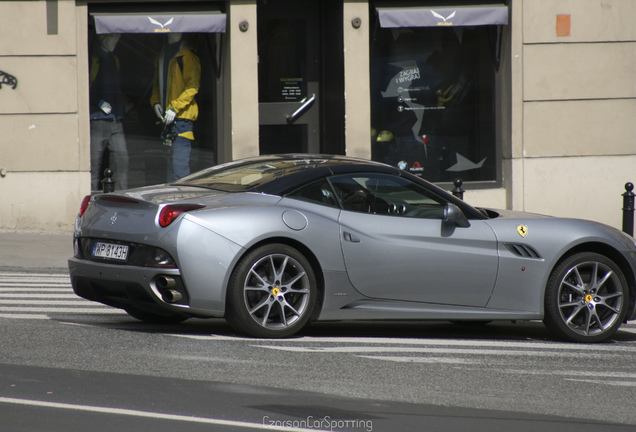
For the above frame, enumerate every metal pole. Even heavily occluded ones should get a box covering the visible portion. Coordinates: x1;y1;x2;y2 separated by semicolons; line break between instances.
622;182;634;236
102;168;115;193
452;178;464;200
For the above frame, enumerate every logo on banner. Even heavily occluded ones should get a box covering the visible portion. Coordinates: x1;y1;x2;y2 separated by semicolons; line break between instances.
148;17;174;32
409;161;424;173
431;10;456;26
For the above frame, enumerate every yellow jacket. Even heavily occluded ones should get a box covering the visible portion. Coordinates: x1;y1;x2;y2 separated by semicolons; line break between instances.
151;47;201;124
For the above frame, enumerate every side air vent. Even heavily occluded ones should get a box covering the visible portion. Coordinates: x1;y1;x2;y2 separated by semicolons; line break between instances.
504;243;542;259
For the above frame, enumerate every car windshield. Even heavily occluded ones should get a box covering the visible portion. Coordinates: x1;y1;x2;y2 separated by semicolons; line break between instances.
174;157;332;192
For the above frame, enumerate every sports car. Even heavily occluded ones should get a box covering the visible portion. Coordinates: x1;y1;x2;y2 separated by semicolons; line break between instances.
68;154;636;342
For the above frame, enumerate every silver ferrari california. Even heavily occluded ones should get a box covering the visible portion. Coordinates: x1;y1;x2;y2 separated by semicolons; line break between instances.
69;154;636;342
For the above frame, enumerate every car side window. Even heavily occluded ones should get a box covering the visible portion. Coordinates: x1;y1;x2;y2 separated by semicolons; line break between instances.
285;179;340;208
328;173;447;219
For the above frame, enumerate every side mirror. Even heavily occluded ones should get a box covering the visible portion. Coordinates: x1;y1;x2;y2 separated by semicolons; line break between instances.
444;203;470;228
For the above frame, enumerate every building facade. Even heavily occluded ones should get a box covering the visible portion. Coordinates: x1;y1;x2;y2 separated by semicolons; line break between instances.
0;0;634;231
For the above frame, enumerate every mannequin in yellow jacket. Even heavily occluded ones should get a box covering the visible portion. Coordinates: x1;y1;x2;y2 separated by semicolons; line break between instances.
150;33;201;180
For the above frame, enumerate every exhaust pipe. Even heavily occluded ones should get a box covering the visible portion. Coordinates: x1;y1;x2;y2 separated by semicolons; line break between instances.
156;275;176;289
162;289;183;303
156;276;182;303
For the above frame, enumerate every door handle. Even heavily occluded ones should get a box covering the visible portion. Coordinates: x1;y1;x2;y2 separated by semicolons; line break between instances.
343;231;361;243
287;94;316;124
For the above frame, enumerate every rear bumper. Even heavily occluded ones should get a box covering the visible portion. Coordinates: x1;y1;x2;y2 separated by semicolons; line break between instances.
68;257;192;317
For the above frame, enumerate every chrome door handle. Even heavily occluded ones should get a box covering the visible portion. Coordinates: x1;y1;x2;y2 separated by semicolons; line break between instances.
287;94;316;124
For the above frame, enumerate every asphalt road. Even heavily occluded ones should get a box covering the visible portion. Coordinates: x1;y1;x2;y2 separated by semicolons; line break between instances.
2;272;636;431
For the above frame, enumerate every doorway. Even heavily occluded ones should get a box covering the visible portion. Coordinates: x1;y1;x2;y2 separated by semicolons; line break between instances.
257;0;344;155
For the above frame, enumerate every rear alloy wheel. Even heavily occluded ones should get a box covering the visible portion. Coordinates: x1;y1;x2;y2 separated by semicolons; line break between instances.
544;252;628;343
226;244;317;338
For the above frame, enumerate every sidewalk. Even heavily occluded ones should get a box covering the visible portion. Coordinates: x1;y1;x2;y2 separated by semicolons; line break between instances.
0;230;74;274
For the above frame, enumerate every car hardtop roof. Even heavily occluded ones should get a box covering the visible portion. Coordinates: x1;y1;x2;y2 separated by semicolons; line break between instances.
174;153;486;220
236;153;394;167
246;154;401;194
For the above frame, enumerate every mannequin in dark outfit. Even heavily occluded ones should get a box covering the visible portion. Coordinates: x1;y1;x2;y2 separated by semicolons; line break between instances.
89;33;129;191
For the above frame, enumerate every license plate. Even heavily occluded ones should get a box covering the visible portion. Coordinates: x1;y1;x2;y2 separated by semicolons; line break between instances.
92;242;129;261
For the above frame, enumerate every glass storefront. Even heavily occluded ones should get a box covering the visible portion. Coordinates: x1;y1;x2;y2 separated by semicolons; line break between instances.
88;4;225;191
370;3;507;184
85;1;506;191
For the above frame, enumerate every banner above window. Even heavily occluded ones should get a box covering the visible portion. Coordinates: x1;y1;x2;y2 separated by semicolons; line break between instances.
92;11;226;34
376;3;508;28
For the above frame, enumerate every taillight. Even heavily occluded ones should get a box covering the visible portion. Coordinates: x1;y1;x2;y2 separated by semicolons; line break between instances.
79;195;91;217
158;204;204;227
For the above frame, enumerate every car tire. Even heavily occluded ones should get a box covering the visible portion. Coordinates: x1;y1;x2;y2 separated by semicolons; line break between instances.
226;244;317;338
125;307;189;324
543;252;628;343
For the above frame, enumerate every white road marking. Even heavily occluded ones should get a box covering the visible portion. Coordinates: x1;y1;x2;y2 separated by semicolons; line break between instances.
502;369;636;379
0;293;78;298
0;288;72;292
563;379;636;387
169;334;252;341
0;300;98;305
255;345;620;358
0;307;123;314
0;274;69;279
0;314;51;319
0;272;124;318
357;355;476;364
0;397;334;432
169;334;228;340
249;336;636;352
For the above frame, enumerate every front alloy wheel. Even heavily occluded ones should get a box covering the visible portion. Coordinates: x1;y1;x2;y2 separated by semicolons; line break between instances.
544;252;628;343
226;244;317;338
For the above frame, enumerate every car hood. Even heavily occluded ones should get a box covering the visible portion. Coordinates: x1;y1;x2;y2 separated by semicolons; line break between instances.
479;207;636;253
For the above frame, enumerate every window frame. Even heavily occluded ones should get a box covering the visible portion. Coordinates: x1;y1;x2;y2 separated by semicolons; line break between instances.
286;172;457;220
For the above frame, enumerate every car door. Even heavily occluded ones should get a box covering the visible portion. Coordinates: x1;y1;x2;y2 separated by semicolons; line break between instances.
332;173;498;307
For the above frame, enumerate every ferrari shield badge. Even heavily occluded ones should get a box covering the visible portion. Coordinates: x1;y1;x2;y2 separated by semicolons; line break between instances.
516;225;528;238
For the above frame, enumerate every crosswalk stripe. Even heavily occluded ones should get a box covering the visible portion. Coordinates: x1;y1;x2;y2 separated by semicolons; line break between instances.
0;314;51;319
0;282;71;288
0;294;78;298
0;288;73;292
0;273;69;280
0;307;124;314
0;272;125;318
0;278;70;283
0;300;103;305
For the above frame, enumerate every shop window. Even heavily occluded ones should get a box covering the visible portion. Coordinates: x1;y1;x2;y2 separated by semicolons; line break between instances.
370;3;507;184
88;4;225;191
